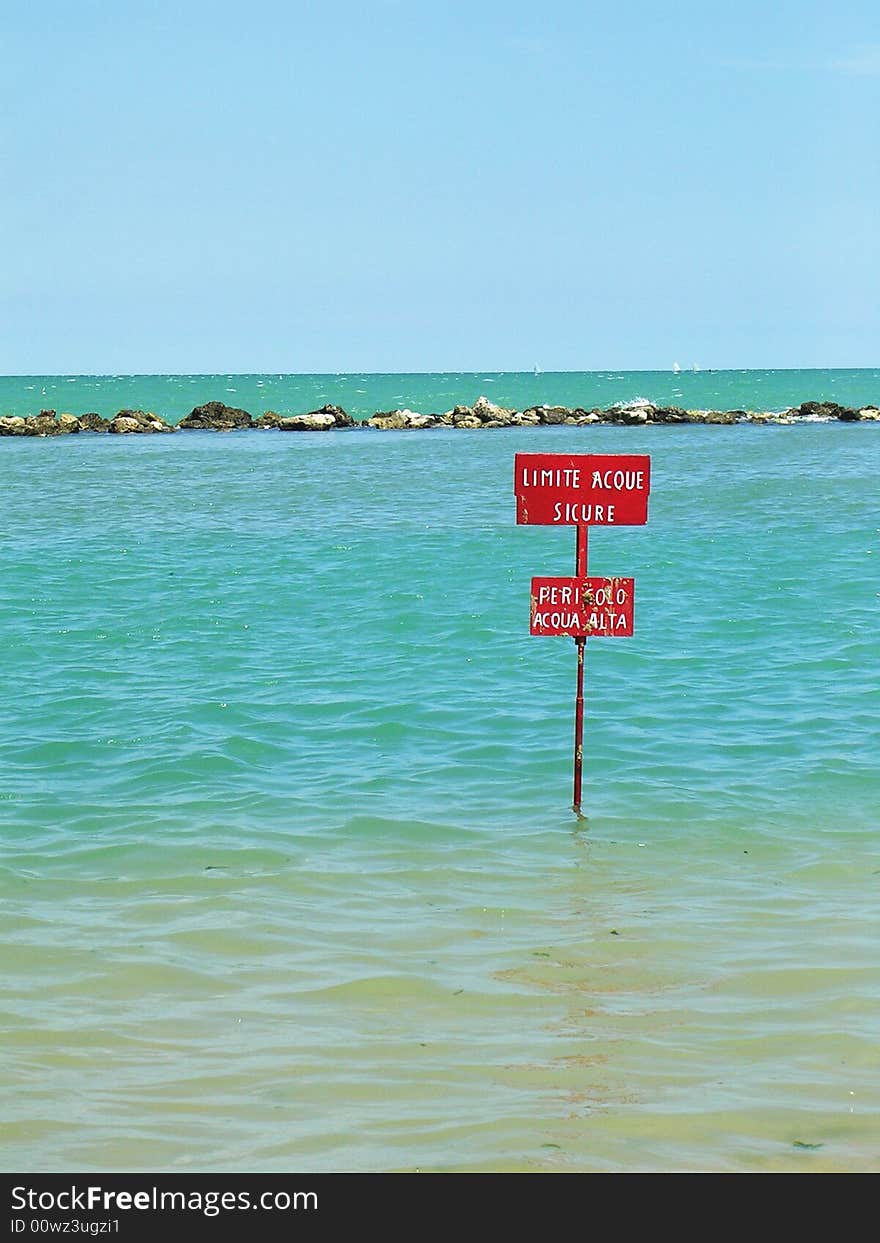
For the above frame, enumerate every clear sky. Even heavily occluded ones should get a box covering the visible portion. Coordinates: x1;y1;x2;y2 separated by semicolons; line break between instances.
2;0;878;373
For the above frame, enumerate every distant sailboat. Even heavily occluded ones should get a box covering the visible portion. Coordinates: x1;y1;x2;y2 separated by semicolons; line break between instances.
672;362;681;373
533;363;541;375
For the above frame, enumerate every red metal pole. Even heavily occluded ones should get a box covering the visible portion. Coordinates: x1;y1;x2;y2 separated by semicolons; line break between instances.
573;636;585;814
573;525;588;814
576;523;588;578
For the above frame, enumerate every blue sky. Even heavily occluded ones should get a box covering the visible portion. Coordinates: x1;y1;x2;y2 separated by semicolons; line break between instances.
2;0;878;372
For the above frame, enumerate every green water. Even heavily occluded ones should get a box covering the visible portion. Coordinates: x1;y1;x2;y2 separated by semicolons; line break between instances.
1;367;879;420
1;411;879;1171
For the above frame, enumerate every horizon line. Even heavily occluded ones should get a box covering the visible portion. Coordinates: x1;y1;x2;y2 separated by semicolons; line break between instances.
1;365;879;380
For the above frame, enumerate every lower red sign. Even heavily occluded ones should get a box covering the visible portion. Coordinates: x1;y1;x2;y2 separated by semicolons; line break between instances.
530;577;635;637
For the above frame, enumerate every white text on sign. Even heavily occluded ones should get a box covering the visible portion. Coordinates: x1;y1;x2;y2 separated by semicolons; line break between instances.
530;577;635;638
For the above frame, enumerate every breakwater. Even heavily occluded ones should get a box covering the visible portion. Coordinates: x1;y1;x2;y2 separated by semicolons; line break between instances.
2;395;880;437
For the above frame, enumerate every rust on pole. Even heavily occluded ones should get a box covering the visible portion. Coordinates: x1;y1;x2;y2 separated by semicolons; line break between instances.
576;521;589;578
574;635;586;815
573;524;588;814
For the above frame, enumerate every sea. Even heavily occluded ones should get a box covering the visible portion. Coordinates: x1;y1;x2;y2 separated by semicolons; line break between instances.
1;366;880;421
1;370;878;1173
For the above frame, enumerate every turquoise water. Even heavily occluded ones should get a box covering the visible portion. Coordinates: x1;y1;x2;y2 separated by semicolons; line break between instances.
1;410;879;1171
1;367;880;419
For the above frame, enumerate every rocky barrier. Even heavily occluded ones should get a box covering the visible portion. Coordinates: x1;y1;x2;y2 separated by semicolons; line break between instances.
2;396;879;437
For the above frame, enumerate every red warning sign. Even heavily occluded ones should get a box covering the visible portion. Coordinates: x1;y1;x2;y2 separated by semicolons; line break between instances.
530;576;635;637
515;453;650;526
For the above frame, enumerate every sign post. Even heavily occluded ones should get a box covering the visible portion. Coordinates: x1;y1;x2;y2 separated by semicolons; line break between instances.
574;523;587;815
514;453;651;815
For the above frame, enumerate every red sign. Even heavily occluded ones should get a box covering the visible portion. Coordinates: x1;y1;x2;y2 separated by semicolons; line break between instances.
514;453;651;525
530;577;635;637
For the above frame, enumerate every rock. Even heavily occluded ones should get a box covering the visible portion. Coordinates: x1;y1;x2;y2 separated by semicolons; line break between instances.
9;411;83;434
650;406;691;423
703;410;736;425
108;416;143;434
443;397;516;427
30;412;80;435
178;400;252;430
108;409;175;433
684;410;725;424
606;397;656;422
312;403;354;428
510;410;541;426
366;411;397;430
791;400;830;418
277;413;337;431
0;415;73;437
789;400;858;421
603;405;650;425
366;410;406;430
576;412;601;425
746;412;795;425
858;406;880;421
78;412;110;432
603;403;649;424
471;395;516;424
0;416;31;436
524;405;569;425
367;409;437;430
262;405;354;430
